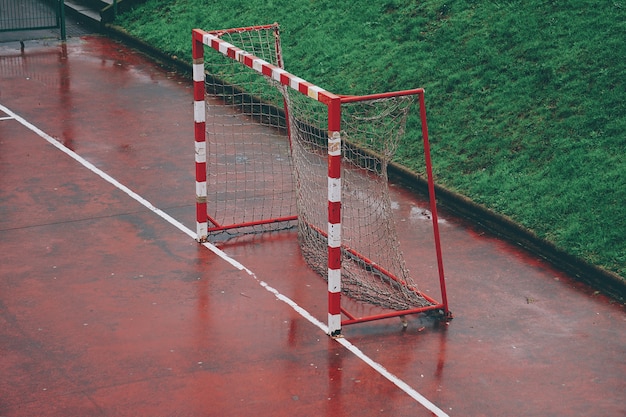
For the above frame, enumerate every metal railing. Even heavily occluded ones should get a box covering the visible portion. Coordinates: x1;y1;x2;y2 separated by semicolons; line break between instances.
0;0;66;40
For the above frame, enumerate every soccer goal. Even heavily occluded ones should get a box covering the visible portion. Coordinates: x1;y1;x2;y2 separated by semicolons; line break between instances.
193;24;450;336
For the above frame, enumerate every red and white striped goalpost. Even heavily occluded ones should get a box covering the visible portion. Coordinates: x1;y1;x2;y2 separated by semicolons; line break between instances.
327;129;342;337
192;27;450;337
192;36;208;242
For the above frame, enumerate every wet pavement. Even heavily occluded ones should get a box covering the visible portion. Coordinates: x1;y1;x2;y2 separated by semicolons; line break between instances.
1;35;625;417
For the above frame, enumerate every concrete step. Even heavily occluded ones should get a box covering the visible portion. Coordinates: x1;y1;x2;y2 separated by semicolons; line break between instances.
72;0;114;10
64;0;126;24
64;0;102;23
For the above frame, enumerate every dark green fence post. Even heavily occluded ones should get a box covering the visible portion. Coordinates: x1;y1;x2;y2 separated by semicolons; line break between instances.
59;0;67;40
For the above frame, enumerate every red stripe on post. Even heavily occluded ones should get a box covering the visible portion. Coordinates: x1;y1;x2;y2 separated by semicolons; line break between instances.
328;292;341;315
327;98;341;132
328;154;341;179
298;81;311;95
195;161;206;181
196;202;207;223
193;82;204;101
328;246;341;270
328;201;341;224
192;32;204;58
195;122;205;139
243;55;254;68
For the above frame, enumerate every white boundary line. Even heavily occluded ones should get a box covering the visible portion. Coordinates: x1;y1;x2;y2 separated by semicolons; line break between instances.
1;103;450;417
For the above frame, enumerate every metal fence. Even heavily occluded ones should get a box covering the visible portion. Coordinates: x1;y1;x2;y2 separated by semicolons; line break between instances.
0;0;66;39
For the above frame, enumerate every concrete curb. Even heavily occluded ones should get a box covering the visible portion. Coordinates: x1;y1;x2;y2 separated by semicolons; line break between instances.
102;22;625;303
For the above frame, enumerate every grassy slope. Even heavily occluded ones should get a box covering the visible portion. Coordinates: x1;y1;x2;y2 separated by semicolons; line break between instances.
117;0;625;279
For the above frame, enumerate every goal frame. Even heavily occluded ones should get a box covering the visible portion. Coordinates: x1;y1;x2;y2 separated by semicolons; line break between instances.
192;26;450;336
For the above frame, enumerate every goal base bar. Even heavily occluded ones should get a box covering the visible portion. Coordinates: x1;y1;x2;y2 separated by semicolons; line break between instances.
206;215;298;233
341;304;453;327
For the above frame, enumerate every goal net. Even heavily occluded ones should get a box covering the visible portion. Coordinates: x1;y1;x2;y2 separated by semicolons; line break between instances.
194;24;296;240
193;24;450;335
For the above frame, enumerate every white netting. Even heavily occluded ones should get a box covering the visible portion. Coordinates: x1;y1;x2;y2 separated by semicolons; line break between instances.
283;91;432;310
203;26;296;240
202;25;433;310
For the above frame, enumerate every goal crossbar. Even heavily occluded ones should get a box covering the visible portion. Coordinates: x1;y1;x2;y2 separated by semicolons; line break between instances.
192;26;450;336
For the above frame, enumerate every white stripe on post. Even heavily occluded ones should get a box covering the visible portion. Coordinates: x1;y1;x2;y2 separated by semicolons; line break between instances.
328;132;341;156
328;222;341;249
328;313;341;336
195;140;206;163
290;76;305;91
194;100;205;123
196;221;208;243
218;40;229;55
308;85;324;100
192;63;204;82
272;67;287;82
195;181;206;198
328;177;341;203
328;268;341;293
202;33;213;47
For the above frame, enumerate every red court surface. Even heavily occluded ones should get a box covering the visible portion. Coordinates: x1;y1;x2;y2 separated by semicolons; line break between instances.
1;35;625;417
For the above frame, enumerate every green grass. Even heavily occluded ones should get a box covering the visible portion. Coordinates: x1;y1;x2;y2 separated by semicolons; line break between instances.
116;0;626;279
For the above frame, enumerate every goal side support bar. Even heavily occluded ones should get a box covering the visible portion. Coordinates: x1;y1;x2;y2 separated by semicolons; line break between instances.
192;27;450;336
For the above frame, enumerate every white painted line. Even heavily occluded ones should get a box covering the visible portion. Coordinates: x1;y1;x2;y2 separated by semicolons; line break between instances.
259;280;329;333
335;337;450;417
1;103;450;417
0;104;195;239
0;116;15;121
258;280;449;417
